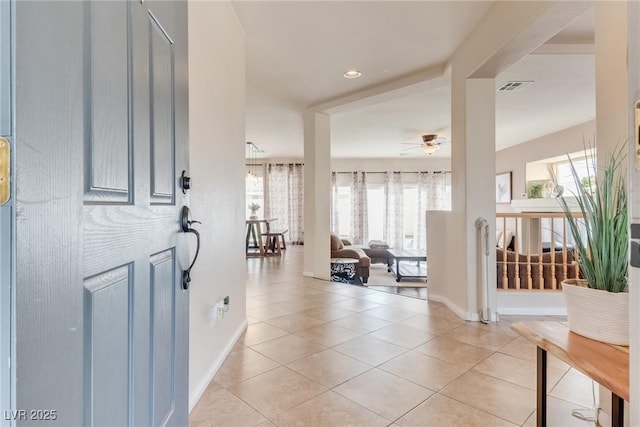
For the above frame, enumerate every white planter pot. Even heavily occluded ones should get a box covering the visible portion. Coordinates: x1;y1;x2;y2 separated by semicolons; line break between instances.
562;279;629;346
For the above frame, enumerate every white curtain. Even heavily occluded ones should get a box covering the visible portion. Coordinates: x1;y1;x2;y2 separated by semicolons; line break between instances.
415;171;452;250
264;163;304;244
331;172;340;234
350;171;368;244
384;172;404;249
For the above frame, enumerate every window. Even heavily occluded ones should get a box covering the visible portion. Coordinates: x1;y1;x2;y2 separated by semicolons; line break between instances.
336;186;351;238
403;185;417;248
367;185;384;241
245;175;264;219
555;156;595;197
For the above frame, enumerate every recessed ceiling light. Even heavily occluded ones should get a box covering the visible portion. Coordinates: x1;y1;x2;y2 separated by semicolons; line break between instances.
343;70;362;79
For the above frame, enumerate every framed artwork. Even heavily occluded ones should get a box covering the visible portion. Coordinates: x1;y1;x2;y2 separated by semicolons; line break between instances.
496;172;512;204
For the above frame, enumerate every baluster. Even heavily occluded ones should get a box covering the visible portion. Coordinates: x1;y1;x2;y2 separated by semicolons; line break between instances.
501;216;508;289
526;224;532;290
562;219;568;281
550;220;556;290
538;219;544;290
514;217;520;290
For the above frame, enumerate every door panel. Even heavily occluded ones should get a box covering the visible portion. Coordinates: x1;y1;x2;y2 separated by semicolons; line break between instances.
149;13;175;204
84;265;132;427
150;250;176;426
85;1;131;203
15;1;189;426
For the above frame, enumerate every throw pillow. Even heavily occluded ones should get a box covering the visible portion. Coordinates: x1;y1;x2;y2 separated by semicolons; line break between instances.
330;233;344;251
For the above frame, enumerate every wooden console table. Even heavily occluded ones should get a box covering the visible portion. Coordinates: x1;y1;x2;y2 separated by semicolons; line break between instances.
511;321;628;427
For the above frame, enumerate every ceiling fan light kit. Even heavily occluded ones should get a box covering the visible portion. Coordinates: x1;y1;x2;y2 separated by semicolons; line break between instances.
422;144;440;155
400;133;447;156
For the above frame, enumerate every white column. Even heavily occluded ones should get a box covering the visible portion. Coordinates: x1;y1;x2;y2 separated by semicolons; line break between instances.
596;1;628;163
595;2;631;425
628;3;640;424
465;78;498;321
303;110;331;280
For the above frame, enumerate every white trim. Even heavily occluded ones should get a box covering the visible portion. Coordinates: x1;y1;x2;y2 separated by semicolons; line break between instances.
497;291;567;316
302;271;315;278
188;319;248;412
428;293;476;321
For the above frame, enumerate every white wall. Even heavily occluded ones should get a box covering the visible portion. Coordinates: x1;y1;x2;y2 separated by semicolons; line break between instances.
187;1;247;411
331;157;451;172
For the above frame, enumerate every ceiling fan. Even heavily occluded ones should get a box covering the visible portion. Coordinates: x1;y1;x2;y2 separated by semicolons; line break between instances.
400;134;449;156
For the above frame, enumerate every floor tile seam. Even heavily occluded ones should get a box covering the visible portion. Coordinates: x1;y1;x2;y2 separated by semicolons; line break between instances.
285;358;376;389
385;392;439;426
547;375;599;409
326;385;397;423
442;332;514;352
328;341;412;366
330;378;433;424
456;368;539;395
435;390;532;427
375;363;443;393
412;346;494;371
469;362;562;394
262;316;330;333
326;320;391;335
362;329;436;351
250;338;329;364
543;393;595;413
379;319;440;334
224;365;330;422
361;312;417;323
267;389;388;426
485;351;572;389
218;363;283;393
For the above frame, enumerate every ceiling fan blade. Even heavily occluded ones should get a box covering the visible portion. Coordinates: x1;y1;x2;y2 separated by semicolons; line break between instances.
400;145;422;152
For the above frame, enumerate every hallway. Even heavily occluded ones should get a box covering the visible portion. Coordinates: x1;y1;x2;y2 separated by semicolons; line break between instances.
190;247;595;426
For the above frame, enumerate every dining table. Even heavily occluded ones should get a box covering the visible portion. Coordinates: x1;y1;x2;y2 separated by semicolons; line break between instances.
245;218;277;257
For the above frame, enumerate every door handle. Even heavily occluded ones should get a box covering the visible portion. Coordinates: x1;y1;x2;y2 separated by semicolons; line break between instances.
180;206;201;290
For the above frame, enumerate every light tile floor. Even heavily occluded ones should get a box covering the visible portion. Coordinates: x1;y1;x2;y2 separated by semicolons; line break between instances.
190;247;597;427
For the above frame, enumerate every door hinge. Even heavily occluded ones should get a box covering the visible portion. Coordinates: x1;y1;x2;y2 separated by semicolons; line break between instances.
0;137;9;205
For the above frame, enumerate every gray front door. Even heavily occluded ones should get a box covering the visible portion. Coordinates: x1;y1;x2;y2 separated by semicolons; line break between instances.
14;1;188;425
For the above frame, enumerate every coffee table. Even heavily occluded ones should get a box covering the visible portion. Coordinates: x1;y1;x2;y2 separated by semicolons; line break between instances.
387;248;427;282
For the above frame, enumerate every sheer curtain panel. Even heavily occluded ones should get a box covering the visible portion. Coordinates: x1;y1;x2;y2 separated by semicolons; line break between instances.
384;171;404;249
350;171;368;244
264;163;305;244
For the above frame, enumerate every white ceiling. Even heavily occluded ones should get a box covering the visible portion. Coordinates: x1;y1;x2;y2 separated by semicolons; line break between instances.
232;1;595;160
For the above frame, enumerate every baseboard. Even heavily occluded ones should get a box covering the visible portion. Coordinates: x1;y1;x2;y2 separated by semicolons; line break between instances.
497;291;567;316
188;319;248;412
428;293;476;321
302;271;314;278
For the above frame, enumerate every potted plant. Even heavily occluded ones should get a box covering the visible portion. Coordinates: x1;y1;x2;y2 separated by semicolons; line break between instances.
248;202;260;220
556;145;628;345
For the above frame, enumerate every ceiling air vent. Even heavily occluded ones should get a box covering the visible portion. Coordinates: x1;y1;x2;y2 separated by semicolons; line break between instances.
497;81;533;92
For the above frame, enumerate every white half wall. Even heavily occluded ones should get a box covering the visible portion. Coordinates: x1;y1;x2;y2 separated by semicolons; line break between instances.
187;1;247;411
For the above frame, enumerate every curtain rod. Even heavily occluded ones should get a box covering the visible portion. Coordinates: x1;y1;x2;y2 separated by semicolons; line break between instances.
333;171;451;174
245;163;304;166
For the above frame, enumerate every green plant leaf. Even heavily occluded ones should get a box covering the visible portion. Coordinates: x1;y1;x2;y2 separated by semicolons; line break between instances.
556;143;628;293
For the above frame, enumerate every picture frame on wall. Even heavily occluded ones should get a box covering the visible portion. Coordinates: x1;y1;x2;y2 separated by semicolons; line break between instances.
496;172;512;204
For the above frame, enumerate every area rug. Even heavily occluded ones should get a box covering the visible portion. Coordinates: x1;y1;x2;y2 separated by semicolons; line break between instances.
365;264;428;288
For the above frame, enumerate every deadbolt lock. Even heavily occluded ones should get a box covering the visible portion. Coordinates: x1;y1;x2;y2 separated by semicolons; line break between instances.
0;137;9;205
